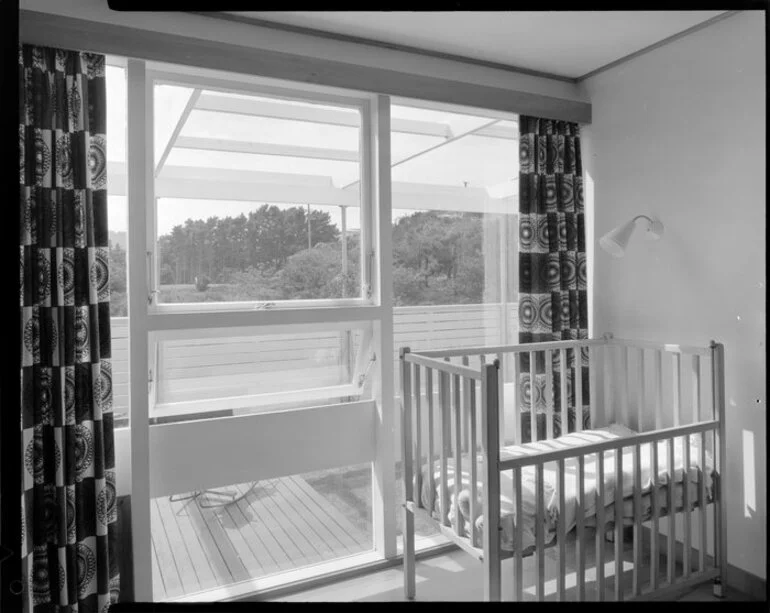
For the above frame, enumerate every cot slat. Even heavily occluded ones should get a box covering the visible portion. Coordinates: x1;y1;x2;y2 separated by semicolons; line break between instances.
530;351;537;442
545;350;554;440
560;348;568;437
603;345;613;427
439;370;450;526
673;353;682;427
512;352;521;445
514;467;523;601
589;345;598;428
699;431;707;572
614;447;624;601
692;355;701;424
683;434;692;577
536;462;545;601
557;458;566;601
651;439;659;590
463;356;472;452
414;364;422;508
655;351;663;430
497;352;505;447
667;437;676;585
637;349;645;432
426;368;435;514
576;454;586;600
575;347;584;432
633;444;643;596
401;351;415;599
453;373;463;537
596;451;605;601
469;373;477;548
621;346;629;426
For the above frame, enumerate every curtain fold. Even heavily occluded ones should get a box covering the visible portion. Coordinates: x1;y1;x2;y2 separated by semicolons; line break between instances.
517;116;589;441
19;44;119;613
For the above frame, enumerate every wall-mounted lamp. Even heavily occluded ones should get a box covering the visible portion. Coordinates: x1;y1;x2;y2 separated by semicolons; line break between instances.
599;215;664;258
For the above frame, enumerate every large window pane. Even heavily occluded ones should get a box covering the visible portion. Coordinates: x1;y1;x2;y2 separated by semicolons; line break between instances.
150;463;372;601
390;103;519;360
390;103;518;548
151;324;374;422
152;83;364;306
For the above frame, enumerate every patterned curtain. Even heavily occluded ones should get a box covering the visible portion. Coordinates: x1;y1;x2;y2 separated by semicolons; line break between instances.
517;116;588;441
19;45;119;612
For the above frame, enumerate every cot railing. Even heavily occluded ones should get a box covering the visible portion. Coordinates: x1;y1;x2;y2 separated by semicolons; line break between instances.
400;337;726;602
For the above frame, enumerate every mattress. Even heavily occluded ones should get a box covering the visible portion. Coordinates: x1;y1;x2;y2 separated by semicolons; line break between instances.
418;423;715;555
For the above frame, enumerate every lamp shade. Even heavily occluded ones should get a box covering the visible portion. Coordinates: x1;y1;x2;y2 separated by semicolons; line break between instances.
599;219;637;258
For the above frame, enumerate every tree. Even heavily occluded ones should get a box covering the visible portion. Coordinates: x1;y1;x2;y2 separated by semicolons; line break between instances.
278;241;357;300
109;242;127;317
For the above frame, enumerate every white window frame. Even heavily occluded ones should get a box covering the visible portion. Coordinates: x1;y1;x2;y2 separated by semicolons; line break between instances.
145;69;376;315
126;58;397;602
119;54;521;602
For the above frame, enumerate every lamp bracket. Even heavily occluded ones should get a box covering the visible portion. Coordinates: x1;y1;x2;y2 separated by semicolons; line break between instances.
632;215;664;240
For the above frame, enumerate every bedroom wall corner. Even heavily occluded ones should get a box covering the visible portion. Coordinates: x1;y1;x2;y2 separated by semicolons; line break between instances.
580;10;766;580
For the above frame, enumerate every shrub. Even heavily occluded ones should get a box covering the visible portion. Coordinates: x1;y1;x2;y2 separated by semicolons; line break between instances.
194;275;210;292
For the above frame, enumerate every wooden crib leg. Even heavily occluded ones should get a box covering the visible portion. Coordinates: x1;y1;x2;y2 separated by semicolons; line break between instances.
403;504;416;600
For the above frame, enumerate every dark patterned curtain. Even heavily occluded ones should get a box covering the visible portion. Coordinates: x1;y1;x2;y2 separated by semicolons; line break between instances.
19;45;119;612
517;116;588;441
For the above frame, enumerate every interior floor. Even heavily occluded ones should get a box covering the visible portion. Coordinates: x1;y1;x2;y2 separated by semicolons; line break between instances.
273;531;757;602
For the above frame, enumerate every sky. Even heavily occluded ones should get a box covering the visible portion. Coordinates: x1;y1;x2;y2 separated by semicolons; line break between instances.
105;65;518;237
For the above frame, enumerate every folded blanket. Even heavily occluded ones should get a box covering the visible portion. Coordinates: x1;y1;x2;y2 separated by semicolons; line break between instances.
419;423;715;554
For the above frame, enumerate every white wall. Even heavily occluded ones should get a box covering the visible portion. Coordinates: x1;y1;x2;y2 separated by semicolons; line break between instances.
581;10;766;579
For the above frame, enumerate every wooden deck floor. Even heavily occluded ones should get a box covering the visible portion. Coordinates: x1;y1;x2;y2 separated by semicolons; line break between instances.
151;476;372;600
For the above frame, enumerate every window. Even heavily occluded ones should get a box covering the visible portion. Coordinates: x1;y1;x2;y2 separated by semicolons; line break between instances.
389;102;519;374
146;79;368;309
389;102;519;547
149;323;375;422
149;463;372;601
116;57;521;601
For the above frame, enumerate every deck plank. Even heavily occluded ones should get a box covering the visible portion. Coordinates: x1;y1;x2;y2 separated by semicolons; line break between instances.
167;495;235;592
255;480;324;565
184;491;250;587
228;482;293;573
150;498;185;599
155;494;203;596
264;479;337;560
217;490;279;575
272;478;354;557
240;482;306;568
205;497;266;580
286;475;369;551
161;496;220;593
152;537;166;599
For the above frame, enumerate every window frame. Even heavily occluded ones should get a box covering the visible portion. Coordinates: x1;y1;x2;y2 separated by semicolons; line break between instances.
145;68;376;314
119;55;522;603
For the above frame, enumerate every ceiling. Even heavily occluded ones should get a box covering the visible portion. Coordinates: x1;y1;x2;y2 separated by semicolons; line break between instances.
225;11;728;80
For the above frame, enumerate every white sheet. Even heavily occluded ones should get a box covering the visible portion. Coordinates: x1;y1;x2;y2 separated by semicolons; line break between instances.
419;423;715;555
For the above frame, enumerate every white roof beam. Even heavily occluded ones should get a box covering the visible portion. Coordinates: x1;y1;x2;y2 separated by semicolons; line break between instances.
173;135;359;162
155;88;202;177
194;93;453;138
108;162;515;214
474;125;518;140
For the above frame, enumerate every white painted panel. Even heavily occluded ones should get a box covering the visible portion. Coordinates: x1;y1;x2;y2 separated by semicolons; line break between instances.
148;401;376;498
